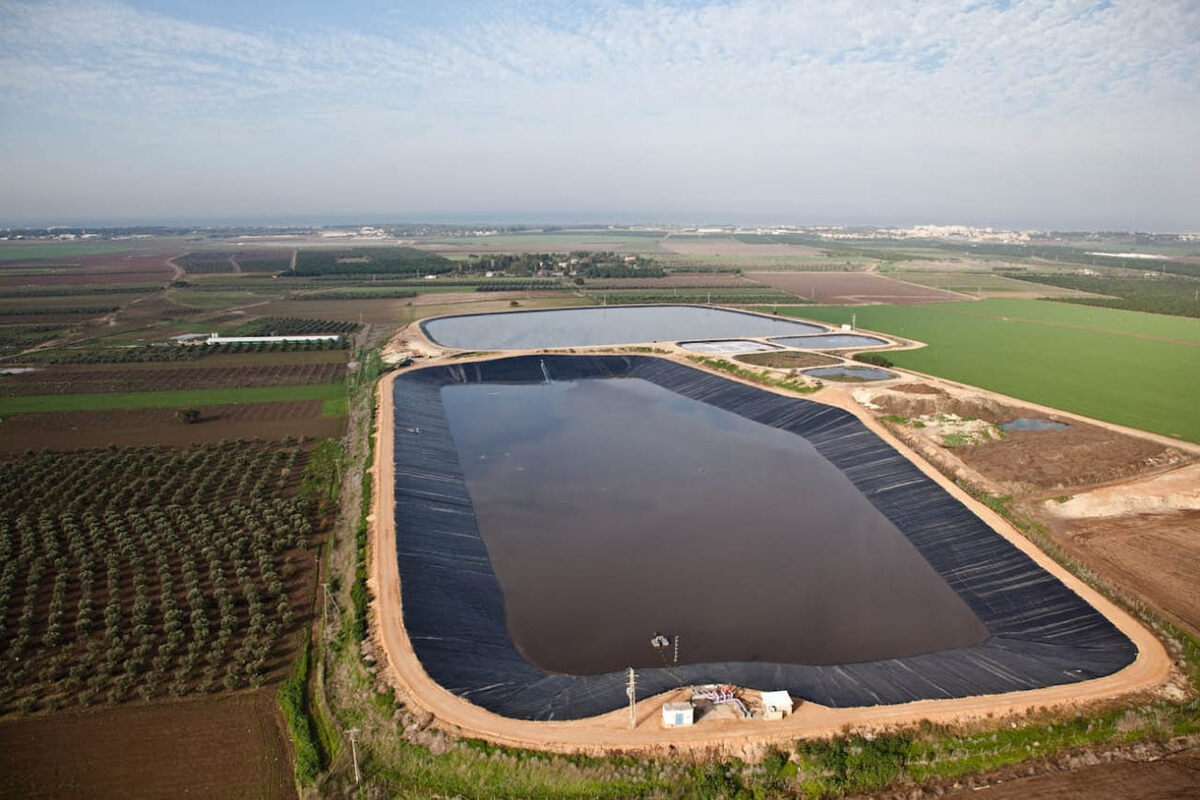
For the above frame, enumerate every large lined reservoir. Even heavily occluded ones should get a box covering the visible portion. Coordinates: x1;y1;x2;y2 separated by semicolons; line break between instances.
420;305;826;349
390;355;1137;721
441;376;988;673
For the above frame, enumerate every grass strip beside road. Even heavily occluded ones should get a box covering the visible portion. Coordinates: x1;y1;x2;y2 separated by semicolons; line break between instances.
0;382;348;416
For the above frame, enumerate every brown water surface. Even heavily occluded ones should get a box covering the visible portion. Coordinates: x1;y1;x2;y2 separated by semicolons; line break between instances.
441;377;989;675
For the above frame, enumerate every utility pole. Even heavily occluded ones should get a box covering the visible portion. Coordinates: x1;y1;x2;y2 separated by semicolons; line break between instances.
626;668;636;729
347;728;362;784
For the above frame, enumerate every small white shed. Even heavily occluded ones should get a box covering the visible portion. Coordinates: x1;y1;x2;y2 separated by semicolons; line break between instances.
760;690;793;721
662;701;694;728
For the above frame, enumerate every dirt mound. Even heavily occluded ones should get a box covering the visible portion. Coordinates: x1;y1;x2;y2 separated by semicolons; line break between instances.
966;428;1183;495
889;382;946;395
1042;463;1200;519
867;389;1012;425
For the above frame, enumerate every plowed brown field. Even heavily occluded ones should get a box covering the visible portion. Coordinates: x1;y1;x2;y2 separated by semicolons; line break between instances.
0;252;179;287
0;689;295;800
0;400;344;450
939;746;1200;800
747;271;963;304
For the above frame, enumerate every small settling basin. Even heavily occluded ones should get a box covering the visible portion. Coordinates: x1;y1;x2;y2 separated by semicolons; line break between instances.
1001;417;1071;431
392;356;1136;720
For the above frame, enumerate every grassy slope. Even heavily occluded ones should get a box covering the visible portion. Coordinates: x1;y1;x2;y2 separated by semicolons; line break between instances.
0;382;348;415
784;299;1200;443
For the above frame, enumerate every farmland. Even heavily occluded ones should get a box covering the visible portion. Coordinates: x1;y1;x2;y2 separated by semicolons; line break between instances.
0;382;347;415
748;271;962;304
578;287;800;305
0;440;322;717
785;299;1200;442
0;401;344;452
887;271;1100;298
3;232;1199;797
1009;273;1200;318
0;362;345;396
26;339;349;364
0;689;294;800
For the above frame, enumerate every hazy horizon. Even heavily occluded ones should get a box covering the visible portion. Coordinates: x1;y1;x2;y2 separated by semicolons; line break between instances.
2;1;1198;231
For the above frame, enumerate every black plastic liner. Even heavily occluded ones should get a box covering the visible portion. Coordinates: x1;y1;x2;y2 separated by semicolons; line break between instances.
392;355;1136;721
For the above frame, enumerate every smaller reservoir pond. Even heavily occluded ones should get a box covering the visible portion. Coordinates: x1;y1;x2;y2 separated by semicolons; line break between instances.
1001;417;1070;431
441;377;988;675
772;334;888;349
804;366;895;381
423;305;825;350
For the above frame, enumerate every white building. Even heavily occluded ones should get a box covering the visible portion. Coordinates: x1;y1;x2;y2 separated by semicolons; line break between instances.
760;690;793;721
662;701;694;727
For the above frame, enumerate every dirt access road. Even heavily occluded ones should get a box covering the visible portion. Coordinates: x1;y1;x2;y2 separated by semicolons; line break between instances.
367;348;1171;757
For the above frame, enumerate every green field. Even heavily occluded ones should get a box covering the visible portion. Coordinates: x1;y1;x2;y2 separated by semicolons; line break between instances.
0;382;347;416
889;272;1094;296
784;299;1200;443
0;242;170;262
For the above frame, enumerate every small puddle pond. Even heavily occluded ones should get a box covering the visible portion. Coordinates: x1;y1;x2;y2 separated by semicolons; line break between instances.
1000;417;1070;431
803;366;895;381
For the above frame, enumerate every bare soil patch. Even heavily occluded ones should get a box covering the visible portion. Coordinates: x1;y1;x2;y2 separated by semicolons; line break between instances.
0;689;295;800
1045;510;1200;633
734;351;839;369
583;273;752;288
0;401;344;450
940;745;1200;800
857;385;1187;495
253;298;417;324
258;295;582;325
258;294;574;324
747;271;963;304
0;252;178;287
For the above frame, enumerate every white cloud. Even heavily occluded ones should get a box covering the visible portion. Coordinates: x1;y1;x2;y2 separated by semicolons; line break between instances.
0;0;1197;227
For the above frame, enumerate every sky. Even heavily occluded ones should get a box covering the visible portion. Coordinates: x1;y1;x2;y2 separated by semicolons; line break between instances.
0;0;1198;230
